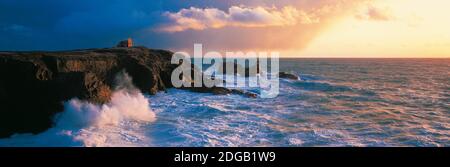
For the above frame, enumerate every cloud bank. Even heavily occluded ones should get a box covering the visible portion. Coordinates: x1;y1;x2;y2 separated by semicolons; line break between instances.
159;6;318;32
149;0;368;52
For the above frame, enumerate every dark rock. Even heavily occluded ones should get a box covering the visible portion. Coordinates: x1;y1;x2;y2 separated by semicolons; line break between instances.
278;72;299;80
231;89;258;98
179;63;258;98
183;86;257;98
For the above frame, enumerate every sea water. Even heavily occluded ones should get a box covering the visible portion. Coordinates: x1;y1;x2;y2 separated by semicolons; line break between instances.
0;59;448;147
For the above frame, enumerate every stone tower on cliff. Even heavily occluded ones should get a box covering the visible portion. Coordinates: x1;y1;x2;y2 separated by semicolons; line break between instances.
117;38;133;48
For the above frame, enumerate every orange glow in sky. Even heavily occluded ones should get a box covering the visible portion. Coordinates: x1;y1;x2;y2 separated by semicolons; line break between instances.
294;0;450;58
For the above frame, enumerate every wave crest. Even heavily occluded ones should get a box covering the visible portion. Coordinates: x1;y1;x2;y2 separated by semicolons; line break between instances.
56;89;155;129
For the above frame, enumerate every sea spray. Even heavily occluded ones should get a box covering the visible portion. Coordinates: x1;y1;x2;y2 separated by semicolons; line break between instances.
56;90;155;129
0;71;156;147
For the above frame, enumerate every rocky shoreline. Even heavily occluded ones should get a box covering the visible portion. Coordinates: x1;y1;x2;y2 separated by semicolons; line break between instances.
0;47;259;138
0;46;299;138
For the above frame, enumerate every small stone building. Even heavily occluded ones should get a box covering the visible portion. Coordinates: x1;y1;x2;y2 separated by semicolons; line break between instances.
117;38;133;48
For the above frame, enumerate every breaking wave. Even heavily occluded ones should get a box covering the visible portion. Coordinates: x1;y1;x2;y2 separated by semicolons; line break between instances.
56;90;155;129
0;72;156;147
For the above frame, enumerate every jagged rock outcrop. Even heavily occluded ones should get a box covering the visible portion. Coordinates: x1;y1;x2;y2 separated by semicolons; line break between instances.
179;62;258;98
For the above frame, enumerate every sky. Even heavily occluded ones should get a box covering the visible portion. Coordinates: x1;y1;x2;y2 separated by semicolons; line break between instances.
0;0;449;58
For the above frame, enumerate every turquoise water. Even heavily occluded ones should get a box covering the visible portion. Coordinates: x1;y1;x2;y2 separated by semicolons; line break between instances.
0;59;448;147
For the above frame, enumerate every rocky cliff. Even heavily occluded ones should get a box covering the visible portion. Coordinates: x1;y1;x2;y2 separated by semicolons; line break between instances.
0;47;178;137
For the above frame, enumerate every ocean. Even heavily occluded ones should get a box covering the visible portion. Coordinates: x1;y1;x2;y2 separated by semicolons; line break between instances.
0;59;449;147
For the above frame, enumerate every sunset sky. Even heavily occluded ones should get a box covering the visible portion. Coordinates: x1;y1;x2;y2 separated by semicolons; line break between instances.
0;0;449;58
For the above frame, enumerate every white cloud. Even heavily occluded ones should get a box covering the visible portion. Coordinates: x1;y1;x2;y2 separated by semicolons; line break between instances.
158;5;319;33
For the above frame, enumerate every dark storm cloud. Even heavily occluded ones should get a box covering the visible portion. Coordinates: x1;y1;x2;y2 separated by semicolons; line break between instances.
0;0;165;50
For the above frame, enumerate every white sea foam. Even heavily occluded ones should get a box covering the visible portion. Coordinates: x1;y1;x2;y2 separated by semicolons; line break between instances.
0;72;156;147
56;90;155;129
